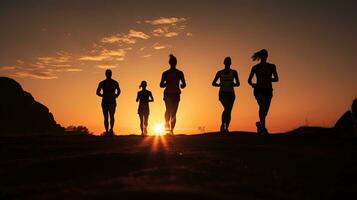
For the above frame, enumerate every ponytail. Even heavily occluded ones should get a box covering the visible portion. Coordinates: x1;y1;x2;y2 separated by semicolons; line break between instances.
252;49;268;61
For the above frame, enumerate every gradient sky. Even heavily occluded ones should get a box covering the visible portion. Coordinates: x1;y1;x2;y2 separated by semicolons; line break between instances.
1;0;356;135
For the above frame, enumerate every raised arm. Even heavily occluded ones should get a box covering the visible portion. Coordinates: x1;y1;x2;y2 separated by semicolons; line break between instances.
212;71;220;87
180;71;186;89
160;72;167;88
115;82;121;98
248;67;256;87
233;70;240;87
96;82;103;97
149;92;154;102
271;64;279;82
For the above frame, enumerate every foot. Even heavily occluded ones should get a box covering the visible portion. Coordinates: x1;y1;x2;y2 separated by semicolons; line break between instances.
165;123;170;133
220;124;225;133
256;122;262;135
168;130;174;136
261;128;269;136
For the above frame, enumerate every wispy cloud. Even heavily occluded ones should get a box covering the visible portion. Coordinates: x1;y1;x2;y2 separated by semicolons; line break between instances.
80;49;128;61
4;51;82;80
96;64;117;69
0;66;16;70
152;27;179;37
145;17;187;25
152;43;166;50
146;17;189;38
13;71;58;80
3;17;192;80
101;29;150;44
142;54;152;58
16;60;24;65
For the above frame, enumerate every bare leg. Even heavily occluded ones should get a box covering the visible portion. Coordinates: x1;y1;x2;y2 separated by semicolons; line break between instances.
139;113;144;134
170;99;180;132
225;99;234;130
109;104;116;133
144;113;149;135
102;106;109;133
164;100;171;131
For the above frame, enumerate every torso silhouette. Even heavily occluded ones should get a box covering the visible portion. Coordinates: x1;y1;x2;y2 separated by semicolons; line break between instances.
219;69;236;92
137;90;152;112
163;68;184;94
253;63;276;89
99;79;119;104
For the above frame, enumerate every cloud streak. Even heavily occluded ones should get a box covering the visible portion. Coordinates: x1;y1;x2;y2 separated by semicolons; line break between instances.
145;17;187;25
152;43;166;50
101;29;150;44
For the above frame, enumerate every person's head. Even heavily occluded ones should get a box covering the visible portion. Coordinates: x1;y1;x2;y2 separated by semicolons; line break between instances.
252;49;268;62
169;54;177;68
139;80;147;89
105;69;112;79
224;57;232;69
352;98;357;116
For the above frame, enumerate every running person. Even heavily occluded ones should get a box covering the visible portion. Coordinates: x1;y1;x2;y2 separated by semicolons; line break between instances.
136;81;154;136
248;49;279;135
212;57;240;133
160;54;186;135
96;69;120;136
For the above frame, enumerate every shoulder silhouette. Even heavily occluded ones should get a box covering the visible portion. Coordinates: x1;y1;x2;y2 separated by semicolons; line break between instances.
160;54;186;135
96;69;120;136
212;57;240;133
248;49;279;135
136;81;154;136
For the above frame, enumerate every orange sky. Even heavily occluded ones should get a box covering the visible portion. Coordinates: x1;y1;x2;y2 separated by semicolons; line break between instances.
1;1;356;135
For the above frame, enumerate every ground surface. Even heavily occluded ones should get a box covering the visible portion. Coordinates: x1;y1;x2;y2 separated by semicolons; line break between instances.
0;132;356;200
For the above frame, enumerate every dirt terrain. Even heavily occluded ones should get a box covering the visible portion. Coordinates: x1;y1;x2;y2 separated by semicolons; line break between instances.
1;132;356;199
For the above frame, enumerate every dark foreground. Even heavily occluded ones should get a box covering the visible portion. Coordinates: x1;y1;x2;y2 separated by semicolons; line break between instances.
1;132;356;200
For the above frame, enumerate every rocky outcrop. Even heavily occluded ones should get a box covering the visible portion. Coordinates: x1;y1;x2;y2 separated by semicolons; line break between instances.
0;77;64;135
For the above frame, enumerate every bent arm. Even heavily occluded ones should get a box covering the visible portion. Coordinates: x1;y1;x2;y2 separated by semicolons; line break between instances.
180;72;186;89
96;83;103;97
271;65;279;82
149;92;154;102
248;68;255;87
233;70;240;87
116;83;121;97
160;73;166;88
212;71;220;87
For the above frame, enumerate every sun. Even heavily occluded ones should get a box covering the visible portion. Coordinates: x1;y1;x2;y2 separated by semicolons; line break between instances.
153;122;165;135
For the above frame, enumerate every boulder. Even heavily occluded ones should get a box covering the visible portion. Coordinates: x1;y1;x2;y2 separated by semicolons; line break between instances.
0;77;64;135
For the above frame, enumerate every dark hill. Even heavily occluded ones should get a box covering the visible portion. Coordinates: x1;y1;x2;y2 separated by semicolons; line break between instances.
0;77;64;135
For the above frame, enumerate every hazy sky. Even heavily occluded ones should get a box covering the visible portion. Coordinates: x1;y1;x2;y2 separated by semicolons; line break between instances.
1;0;356;134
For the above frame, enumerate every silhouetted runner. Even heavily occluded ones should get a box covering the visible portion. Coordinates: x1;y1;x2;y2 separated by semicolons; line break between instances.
160;54;186;135
136;80;154;136
96;69;120;136
248;49;279;135
212;57;240;133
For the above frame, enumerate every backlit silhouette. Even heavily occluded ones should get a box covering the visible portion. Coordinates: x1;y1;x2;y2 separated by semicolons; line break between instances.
136;80;154;136
160;54;186;135
335;98;357;136
212;57;240;133
248;49;279;135
96;69;120;136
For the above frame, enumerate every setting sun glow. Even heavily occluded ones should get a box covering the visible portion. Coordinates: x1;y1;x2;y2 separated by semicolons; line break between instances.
153;123;165;135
